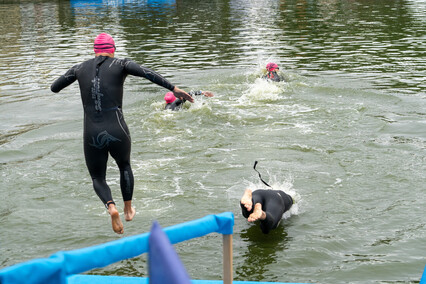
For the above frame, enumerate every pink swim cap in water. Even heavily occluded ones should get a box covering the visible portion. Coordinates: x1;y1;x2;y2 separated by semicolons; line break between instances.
266;62;279;72
164;92;176;104
94;33;116;54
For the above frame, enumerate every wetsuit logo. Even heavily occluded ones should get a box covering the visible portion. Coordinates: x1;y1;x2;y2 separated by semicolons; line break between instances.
91;76;103;111
90;130;121;149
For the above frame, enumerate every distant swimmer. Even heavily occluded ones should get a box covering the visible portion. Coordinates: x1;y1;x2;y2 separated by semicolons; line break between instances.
50;33;193;234
263;62;283;82
165;90;214;111
240;162;293;234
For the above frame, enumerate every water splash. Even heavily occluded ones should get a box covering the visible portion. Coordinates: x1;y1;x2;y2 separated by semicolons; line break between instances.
239;78;285;104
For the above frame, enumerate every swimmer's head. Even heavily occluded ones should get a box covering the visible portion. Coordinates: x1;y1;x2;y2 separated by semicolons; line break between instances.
164;92;176;104
266;62;279;72
94;33;116;54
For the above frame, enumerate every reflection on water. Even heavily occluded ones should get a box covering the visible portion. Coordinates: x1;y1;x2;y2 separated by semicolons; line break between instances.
0;0;424;96
236;224;290;282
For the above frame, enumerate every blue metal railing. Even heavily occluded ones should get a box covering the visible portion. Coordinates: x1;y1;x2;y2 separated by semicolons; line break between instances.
0;212;234;284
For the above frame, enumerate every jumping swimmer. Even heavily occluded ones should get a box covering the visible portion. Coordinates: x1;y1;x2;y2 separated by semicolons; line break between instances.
263;62;283;82
165;90;214;111
50;33;193;234
240;161;293;234
240;188;293;234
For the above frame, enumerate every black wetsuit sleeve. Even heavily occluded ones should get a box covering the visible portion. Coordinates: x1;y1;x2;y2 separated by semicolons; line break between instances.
124;60;175;91
50;65;78;93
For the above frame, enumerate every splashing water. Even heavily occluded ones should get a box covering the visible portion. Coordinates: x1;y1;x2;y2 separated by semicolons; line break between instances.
239;78;286;104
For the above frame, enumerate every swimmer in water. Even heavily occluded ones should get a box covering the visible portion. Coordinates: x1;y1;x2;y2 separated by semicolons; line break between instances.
240;161;293;234
263;62;283;82
240;188;293;234
50;33;193;234
165;90;214;111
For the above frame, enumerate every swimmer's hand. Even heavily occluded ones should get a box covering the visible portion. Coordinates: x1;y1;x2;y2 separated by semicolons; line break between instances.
202;91;214;97
173;86;194;103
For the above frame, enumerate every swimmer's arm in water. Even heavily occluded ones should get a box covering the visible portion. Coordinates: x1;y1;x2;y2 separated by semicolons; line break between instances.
202;91;214;97
189;90;214;97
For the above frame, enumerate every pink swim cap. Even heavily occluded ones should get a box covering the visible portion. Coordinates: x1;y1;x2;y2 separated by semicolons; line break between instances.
164;92;176;104
94;33;116;54
266;62;279;72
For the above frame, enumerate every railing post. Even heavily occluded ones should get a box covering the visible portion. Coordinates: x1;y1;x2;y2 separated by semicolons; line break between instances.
223;234;233;284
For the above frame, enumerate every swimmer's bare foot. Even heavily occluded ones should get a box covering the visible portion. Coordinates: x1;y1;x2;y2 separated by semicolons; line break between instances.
107;202;124;234
248;203;266;222
240;188;253;211
124;200;136;221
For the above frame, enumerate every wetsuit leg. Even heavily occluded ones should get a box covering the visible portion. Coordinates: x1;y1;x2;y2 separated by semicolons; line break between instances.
109;137;134;202
252;190;290;234
108;109;134;202
240;202;253;219
83;110;133;206
84;137;113;205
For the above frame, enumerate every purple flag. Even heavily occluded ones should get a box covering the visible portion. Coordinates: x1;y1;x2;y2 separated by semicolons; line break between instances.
148;221;191;284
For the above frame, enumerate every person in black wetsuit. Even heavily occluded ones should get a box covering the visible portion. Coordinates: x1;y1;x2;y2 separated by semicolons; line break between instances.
263;62;283;82
50;33;193;234
240;188;293;234
164;90;214;111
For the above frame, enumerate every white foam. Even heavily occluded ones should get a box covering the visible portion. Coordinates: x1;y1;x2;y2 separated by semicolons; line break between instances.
238;78;284;104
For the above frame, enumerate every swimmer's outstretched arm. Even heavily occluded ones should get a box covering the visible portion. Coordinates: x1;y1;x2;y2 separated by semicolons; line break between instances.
202;91;214;97
50;64;79;93
189;90;215;97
